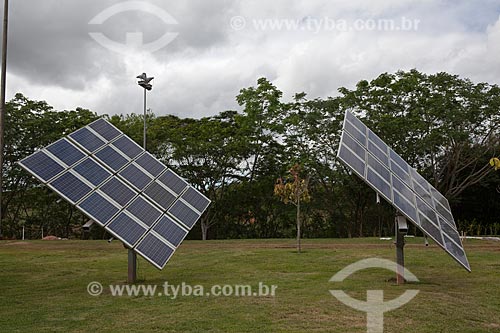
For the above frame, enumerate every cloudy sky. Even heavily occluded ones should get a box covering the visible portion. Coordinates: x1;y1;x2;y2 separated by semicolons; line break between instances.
2;0;500;118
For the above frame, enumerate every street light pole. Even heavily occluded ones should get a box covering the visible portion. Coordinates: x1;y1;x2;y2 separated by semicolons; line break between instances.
125;73;154;284
143;87;146;149
0;0;9;239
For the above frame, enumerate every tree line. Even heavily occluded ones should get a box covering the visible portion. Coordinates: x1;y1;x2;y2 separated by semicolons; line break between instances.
1;69;499;240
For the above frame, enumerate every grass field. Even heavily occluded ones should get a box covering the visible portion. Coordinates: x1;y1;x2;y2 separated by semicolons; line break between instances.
1;238;499;332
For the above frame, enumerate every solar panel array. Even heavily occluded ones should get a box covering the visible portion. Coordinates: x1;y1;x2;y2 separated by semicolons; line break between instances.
337;111;470;271
19;119;211;270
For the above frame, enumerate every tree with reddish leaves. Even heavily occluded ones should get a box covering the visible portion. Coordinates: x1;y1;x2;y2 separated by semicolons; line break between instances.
274;164;310;253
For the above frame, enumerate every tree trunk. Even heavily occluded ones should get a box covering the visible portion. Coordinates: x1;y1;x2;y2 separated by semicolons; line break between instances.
296;199;301;253
201;220;208;241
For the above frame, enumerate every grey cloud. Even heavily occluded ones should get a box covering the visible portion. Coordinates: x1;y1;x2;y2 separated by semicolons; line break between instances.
2;0;500;118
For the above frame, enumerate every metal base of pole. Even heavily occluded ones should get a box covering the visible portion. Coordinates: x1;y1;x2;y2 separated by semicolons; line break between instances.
128;249;137;283
395;215;407;285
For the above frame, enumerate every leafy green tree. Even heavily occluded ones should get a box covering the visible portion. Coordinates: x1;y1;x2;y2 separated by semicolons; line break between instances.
1;93;98;238
236;77;285;181
340;70;500;202
149;112;246;240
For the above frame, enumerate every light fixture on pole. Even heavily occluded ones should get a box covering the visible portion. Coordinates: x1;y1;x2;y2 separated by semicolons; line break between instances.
136;73;153;150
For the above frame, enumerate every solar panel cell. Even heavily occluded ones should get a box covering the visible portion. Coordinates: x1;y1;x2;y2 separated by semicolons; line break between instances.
168;200;200;229
20;151;65;182
439;217;460;243
393;189;418;222
107;212;147;247
345;111;367;137
392;175;415;205
367;168;391;200
135;233;174;269
368;140;389;166
46;138;86;167
412;179;434;208
143;181;176;210
158;169;188;195
50;172;93;204
389;149;410;177
126;196;162;227
77;191;120;226
100;178;136;206
418;213;443;245
69;127;105;153
111;136;143;159
338;142;365;177
416;197;439;226
367;154;390;181
342;131;366;161
88;119;121;141
135;152;166;177
181;187;210;213
94;146;129;172
119;163;153;191
344;120;367;146
443;235;468;267
153;215;188;247
73;158;112;186
368;130;388;154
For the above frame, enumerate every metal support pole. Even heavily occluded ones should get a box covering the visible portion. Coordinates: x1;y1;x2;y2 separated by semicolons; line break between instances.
0;0;9;239
127;248;137;283
127;87;147;284
143;88;146;149
395;215;407;285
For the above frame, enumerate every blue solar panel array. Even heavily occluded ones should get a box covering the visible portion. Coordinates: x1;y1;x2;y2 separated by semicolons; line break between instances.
337;111;470;271
18;118;211;270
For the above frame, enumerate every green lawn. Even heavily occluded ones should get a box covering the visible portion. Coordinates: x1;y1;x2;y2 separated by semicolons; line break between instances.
1;238;499;332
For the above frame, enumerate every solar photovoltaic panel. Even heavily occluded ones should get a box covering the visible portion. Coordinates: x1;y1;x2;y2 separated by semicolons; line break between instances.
73;158;112;187
77;191;120;226
69;127;106;153
94;146;129;172
111;136;143;159
337;110;470;271
107;212;148;247
46;138;86;167
100;177;136;207
143;181;177;210
125;196;162;227
158;169;188;195
19;151;65;183
338;132;365;177
153;215;188;247
135;152;166;177
88;118;122;141
181;187;210;213
119;163;153;191
18;118;211;271
49;171;93;204
168;200;200;229
344;110;367;146
135;233;175;269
